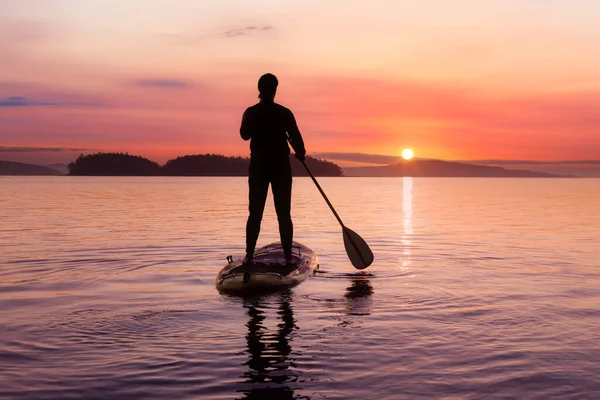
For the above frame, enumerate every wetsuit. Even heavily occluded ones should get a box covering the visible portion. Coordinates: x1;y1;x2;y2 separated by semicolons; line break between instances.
240;100;306;259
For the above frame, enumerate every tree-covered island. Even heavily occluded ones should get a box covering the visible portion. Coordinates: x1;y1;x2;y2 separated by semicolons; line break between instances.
68;153;343;177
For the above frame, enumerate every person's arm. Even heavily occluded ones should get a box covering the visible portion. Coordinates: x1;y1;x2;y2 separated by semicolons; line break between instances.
287;110;306;160
240;108;252;140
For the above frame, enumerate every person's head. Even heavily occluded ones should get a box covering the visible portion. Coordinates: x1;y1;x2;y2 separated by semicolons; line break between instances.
258;73;278;101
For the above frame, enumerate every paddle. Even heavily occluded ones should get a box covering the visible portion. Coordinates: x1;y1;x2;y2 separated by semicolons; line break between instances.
296;156;374;270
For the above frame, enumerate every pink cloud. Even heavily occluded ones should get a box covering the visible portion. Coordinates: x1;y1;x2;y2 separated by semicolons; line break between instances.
2;73;599;163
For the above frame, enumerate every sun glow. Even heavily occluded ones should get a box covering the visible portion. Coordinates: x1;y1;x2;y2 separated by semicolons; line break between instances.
402;148;414;160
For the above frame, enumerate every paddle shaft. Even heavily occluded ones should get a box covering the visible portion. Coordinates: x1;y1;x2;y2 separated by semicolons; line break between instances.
298;158;370;269
299;160;345;228
287;135;372;269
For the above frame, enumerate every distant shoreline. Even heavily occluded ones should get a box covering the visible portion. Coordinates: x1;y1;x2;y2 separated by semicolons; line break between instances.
2;154;577;178
1;175;584;178
64;153;344;177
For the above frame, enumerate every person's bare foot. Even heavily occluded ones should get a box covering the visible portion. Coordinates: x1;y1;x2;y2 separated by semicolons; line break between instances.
242;254;253;265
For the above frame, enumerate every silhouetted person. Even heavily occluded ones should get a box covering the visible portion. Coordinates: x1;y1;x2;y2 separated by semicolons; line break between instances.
240;73;306;264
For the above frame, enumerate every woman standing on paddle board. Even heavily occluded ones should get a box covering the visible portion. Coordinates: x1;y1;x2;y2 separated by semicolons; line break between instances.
240;73;307;265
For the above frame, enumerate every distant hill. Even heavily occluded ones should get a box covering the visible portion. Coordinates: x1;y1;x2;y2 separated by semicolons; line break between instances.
0;160;62;175
68;153;344;176
343;159;568;177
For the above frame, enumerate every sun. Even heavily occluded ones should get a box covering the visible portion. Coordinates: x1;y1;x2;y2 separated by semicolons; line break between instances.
402;148;414;160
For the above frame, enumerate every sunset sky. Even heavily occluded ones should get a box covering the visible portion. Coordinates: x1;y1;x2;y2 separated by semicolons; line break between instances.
1;0;600;165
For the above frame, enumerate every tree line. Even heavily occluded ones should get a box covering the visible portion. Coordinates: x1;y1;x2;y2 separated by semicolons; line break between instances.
68;153;343;176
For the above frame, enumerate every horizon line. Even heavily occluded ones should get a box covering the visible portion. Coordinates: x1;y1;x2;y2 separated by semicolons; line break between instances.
3;148;600;166
311;152;600;166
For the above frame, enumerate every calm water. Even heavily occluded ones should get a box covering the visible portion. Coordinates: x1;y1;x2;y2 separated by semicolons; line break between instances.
1;176;599;399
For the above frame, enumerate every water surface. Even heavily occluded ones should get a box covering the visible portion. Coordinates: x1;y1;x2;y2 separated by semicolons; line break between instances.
1;177;599;399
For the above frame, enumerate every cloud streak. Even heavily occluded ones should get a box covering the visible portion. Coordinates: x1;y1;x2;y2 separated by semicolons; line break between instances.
224;25;273;38
312;152;402;164
0;96;101;107
463;159;600;166
170;25;275;44
135;80;191;89
0;146;88;153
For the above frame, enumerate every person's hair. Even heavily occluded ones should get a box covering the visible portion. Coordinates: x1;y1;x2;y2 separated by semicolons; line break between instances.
258;73;278;99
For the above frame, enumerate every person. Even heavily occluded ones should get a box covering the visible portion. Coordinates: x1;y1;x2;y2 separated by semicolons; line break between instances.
240;73;306;265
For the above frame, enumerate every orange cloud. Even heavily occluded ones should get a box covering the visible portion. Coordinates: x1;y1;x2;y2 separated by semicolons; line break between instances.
2;73;599;163
279;75;600;159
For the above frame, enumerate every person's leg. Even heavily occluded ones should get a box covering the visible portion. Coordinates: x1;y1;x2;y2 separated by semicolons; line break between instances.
272;165;293;262
246;172;269;261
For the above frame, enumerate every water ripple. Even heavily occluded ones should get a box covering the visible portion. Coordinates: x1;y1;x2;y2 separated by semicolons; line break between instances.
2;177;600;399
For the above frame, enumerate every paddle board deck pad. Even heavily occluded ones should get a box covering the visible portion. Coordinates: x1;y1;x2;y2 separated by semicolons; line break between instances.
216;241;318;295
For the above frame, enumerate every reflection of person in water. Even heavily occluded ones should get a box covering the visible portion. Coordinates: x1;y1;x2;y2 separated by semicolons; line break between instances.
238;293;301;400
344;276;374;316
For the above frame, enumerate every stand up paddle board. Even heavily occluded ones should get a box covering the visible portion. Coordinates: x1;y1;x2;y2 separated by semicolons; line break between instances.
216;241;319;294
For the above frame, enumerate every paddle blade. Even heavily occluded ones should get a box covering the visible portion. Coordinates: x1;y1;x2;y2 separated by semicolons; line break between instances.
342;227;374;270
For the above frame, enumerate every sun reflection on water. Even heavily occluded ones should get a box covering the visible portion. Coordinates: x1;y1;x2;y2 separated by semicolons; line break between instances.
402;177;413;269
